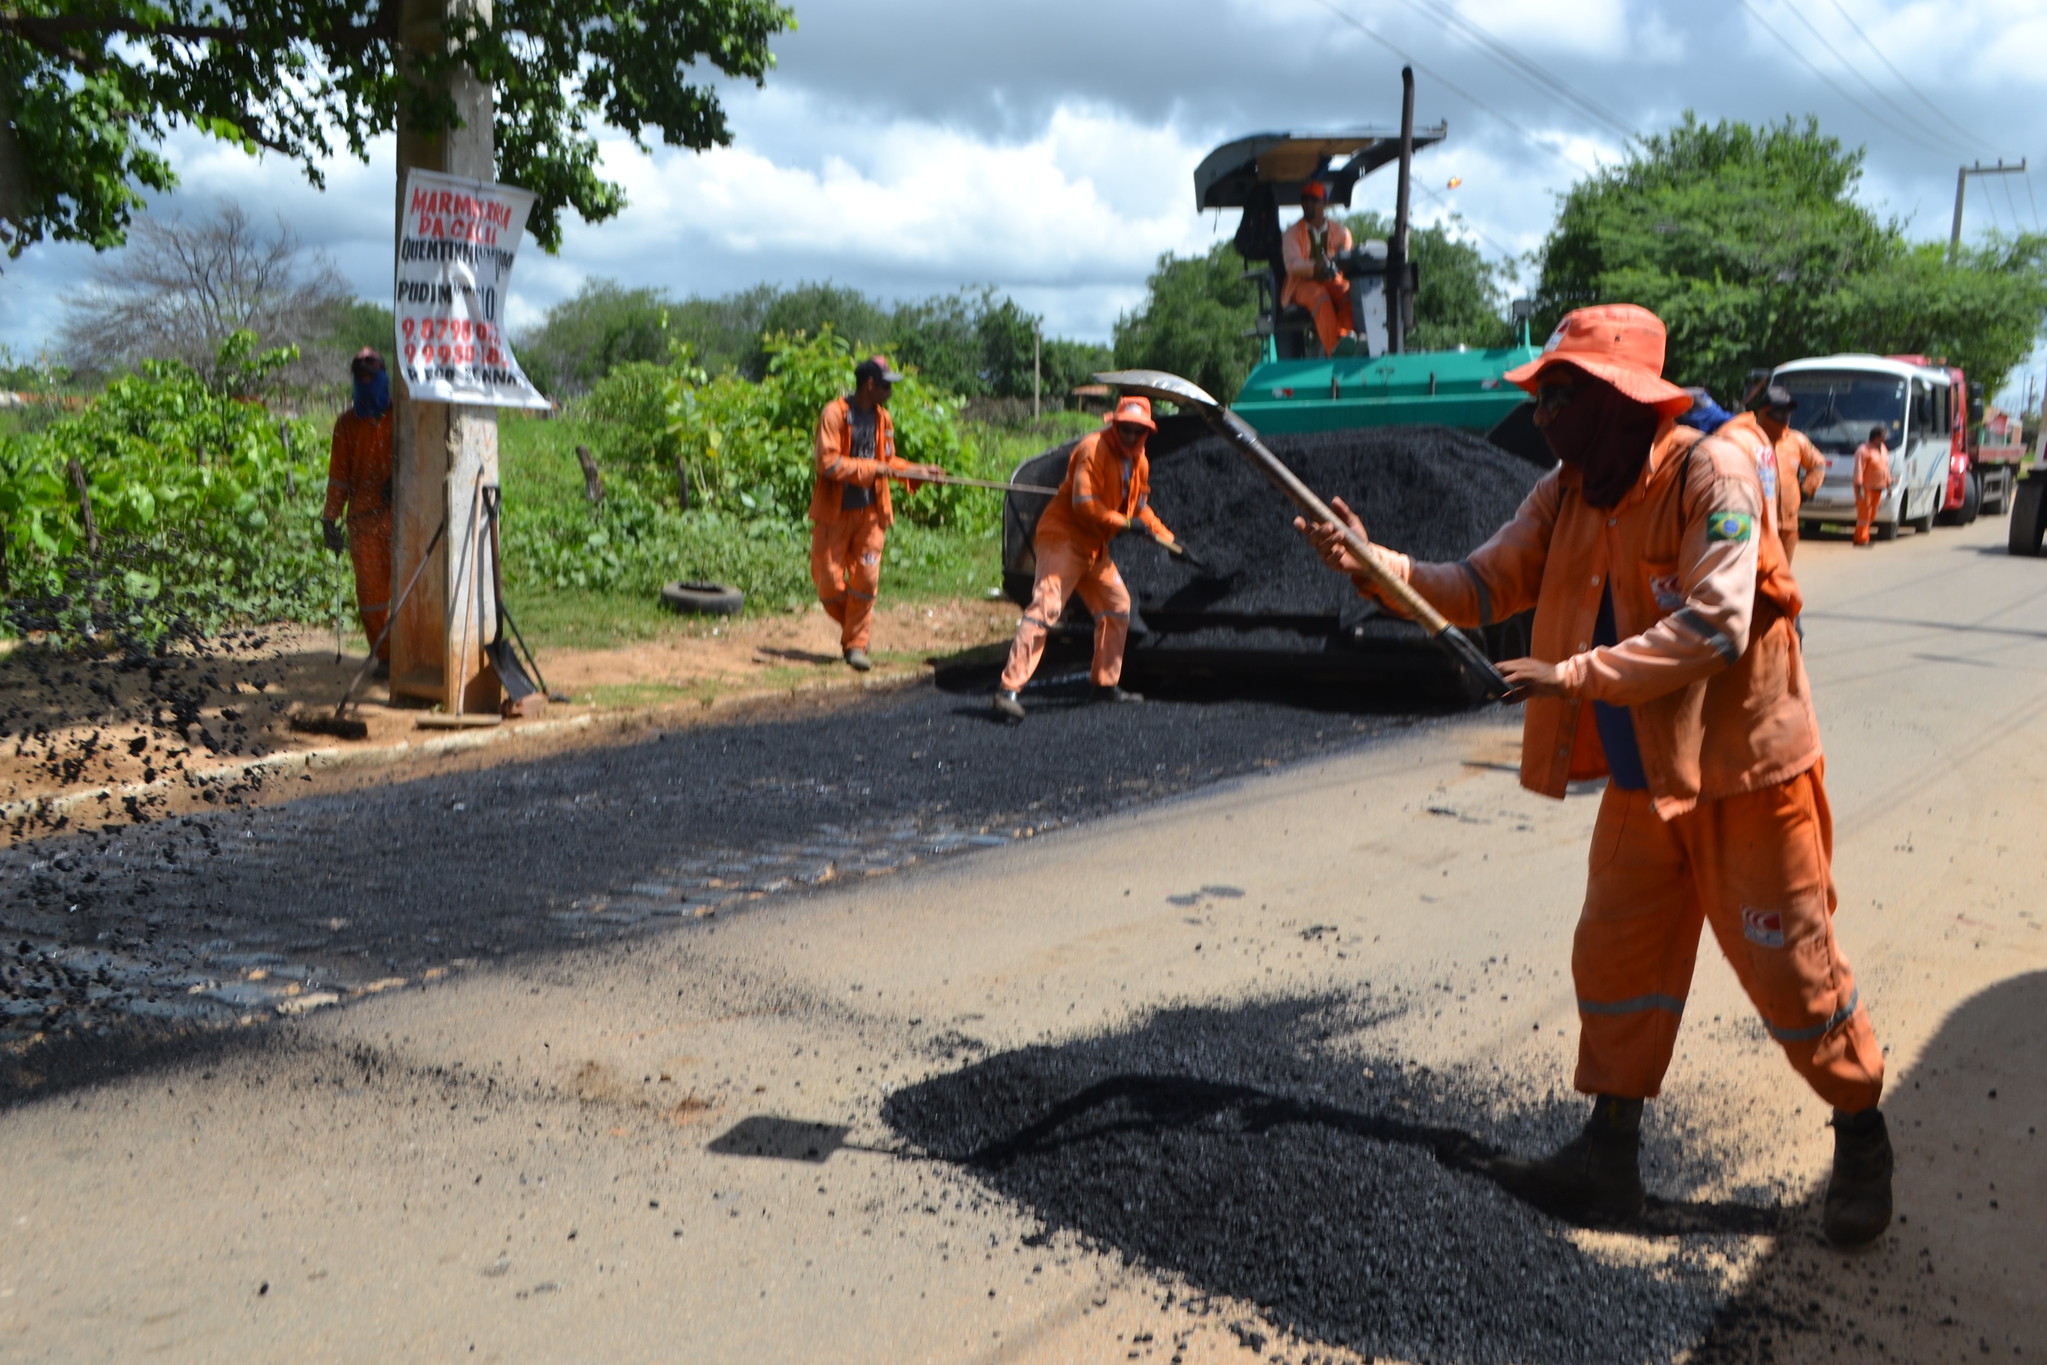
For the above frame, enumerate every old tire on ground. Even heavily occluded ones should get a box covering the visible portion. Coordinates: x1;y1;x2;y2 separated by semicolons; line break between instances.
2008;479;2047;556
661;580;745;616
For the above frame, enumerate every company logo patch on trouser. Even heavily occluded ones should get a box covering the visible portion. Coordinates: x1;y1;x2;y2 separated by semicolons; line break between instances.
1000;538;1132;692
1570;764;1884;1113
809;507;888;651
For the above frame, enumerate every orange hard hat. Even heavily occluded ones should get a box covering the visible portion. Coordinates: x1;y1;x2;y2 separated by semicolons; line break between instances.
1300;180;1328;202
1503;304;1692;417
1106;394;1158;432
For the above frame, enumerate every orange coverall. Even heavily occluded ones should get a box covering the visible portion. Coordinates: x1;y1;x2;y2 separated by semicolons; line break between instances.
1282;216;1355;357
808;395;914;652
1851;441;1892;546
1363;419;1883;1112
1000;425;1172;692
1767;425;1828;562
324;409;396;659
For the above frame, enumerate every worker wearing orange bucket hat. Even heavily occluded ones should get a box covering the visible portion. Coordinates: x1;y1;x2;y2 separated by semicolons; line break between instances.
1297;303;1892;1247
1281;181;1355;358
992;394;1178;720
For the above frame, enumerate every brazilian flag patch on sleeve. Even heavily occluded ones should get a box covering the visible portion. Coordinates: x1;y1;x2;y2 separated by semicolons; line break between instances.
1705;511;1753;544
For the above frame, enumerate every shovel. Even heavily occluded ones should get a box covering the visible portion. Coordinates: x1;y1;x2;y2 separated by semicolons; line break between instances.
290;519;447;740
1094;369;1517;701
909;472;1059;496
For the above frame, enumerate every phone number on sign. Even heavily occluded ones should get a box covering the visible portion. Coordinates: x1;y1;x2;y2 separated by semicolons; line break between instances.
401;317;505;344
403;342;510;366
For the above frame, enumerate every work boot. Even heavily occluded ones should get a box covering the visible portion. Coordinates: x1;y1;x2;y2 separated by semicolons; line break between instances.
1488;1095;1645;1225
843;648;872;672
1822;1107;1893;1248
991;690;1025;722
1093;684;1143;704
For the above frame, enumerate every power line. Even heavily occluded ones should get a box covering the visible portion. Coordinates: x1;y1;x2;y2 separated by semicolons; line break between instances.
2026;171;2043;233
1388;0;1638;145
1309;0;1600;180
1736;0;1970;159
1822;0;1991;152
1999;171;2024;238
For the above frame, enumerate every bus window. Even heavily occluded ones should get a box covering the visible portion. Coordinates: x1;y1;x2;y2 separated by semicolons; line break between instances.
1782;373;1907;454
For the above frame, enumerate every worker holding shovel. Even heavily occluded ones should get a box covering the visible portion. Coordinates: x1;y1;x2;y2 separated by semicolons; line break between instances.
1297;304;1892;1248
808;355;945;671
993;395;1180;720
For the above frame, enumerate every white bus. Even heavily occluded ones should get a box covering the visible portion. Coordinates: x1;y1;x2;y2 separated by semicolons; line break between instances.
1773;354;1955;540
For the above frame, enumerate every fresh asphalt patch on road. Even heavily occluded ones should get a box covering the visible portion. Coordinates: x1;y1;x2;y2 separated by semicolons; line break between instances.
883;993;1786;1365
2;659;1453;1102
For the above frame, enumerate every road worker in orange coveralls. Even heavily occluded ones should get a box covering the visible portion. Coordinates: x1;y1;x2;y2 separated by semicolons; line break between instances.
809;355;944;671
1298;304;1892;1247
1851;426;1893;547
992;395;1179;721
1754;384;1827;563
1282;181;1355;358
323;348;395;679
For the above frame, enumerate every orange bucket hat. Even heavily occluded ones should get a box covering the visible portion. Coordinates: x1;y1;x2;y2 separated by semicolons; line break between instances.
1106;394;1158;432
1503;304;1692;417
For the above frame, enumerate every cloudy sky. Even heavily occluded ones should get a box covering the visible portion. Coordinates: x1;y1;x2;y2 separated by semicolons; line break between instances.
6;0;2047;391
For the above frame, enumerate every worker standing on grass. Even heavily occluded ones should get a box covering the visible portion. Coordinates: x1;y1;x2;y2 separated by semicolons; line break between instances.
809;355;944;671
992;395;1179;721
1851;426;1892;548
1282;181;1355;358
1297;304;1892;1248
1755;385;1827;562
322;348;395;679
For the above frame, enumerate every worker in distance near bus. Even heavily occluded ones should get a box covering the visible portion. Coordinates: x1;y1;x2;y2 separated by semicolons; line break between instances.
322;348;395;679
1297;303;1892;1248
1851;425;1893;547
992;394;1179;721
809;354;945;671
1754;384;1827;563
1283;180;1355;359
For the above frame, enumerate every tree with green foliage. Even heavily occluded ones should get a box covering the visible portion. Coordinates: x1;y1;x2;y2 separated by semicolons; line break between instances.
511;277;675;398
1533;113;2047;397
1112;242;1260;402
0;0;793;257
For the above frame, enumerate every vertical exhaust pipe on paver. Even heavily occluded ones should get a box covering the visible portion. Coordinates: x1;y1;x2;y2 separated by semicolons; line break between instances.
1094;369;1519;702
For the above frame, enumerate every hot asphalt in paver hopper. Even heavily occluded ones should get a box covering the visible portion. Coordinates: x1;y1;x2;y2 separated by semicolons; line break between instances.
1001;96;1549;705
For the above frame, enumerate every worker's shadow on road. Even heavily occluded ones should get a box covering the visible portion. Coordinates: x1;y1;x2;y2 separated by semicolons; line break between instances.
883;994;1780;1365
1682;968;2047;1363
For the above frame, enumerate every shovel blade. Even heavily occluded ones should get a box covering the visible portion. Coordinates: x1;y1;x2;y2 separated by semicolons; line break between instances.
1093;369;1222;412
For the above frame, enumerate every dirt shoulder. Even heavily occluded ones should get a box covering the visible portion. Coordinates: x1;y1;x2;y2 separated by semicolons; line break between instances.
1;596;1019;838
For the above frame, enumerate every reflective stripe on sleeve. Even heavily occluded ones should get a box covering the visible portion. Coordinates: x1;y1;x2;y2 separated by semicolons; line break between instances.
1762;987;1860;1043
1672;607;1739;664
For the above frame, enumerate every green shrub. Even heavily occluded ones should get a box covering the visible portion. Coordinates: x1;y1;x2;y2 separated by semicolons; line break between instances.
1;335;326;649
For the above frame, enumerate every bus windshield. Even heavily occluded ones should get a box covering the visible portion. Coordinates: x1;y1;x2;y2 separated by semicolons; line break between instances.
1777;372;1907;455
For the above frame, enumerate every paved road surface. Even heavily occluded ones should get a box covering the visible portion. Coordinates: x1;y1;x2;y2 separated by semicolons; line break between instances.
1;519;2042;1362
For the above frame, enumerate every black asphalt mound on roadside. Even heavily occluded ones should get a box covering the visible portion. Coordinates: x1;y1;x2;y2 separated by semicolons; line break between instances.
1121;425;1546;632
884;995;1768;1365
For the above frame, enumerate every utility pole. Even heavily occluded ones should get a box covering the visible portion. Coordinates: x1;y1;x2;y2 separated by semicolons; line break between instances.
1387;65;1415;355
1950;159;2027;264
390;0;501;716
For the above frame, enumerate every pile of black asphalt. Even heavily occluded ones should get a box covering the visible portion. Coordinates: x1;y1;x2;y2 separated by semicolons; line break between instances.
1;667;1447;1096
1118;424;1547;644
884;994;1787;1365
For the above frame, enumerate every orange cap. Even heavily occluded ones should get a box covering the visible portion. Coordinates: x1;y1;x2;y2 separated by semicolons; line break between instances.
1106;394;1158;432
1300;180;1328;202
1503;304;1692;417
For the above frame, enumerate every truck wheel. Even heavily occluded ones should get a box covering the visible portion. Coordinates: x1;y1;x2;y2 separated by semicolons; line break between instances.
2009;479;2047;556
1984;471;2010;516
1877;512;1900;542
1909;492;1935;535
1960;470;1982;525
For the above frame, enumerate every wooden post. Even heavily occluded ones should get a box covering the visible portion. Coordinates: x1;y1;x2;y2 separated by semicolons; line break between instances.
576;443;605;506
390;0;501;716
66;458;99;559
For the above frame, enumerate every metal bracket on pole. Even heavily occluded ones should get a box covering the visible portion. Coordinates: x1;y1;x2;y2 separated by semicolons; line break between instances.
1950;159;2027;264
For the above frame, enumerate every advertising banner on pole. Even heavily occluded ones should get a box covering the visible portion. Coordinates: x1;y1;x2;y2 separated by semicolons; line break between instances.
394;168;550;409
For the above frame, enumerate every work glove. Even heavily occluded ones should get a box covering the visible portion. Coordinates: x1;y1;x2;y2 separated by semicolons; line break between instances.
321;519;346;554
